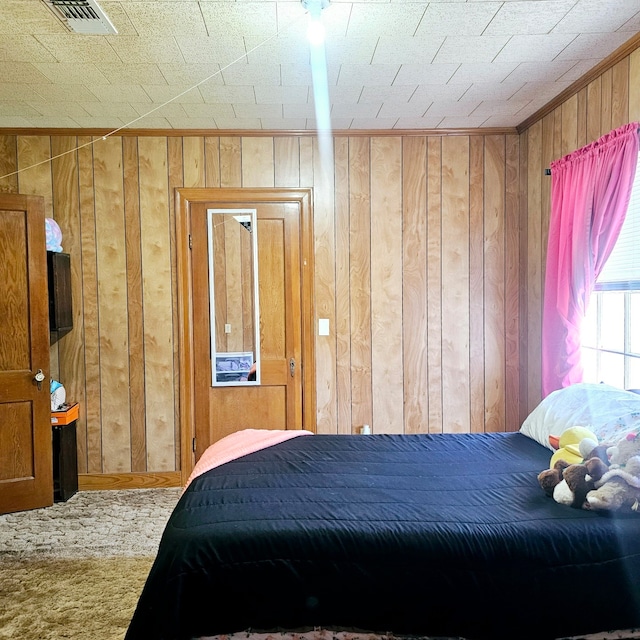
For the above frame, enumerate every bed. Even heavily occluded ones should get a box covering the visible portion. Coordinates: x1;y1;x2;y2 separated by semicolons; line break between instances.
125;384;640;640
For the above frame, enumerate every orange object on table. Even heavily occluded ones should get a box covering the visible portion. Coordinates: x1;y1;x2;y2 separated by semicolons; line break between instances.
51;402;79;425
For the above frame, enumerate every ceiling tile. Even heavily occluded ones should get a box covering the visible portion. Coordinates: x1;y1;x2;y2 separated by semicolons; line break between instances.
79;102;140;118
121;2;207;35
128;116;172;129
107;36;185;64
142;84;204;103
372;37;444;65
0;116;39;127
484;0;576;36
213;117;263;129
34;35;122;63
0;36;57;63
325;37;379;64
221;63;281;85
33;62;109;84
90;84;153;103
324;85;362;103
131;102;188;119
0;0;67;35
0;61;50;84
0;102;41;117
394;63;458;85
553;0;640;33
159;64;224;87
350;117;399;129
347;4;426;37
200;3;278;37
284;102;317;118
31;83;99;103
199;84;256;104
434;36;510;64
426;99;483;118
461;82;523;101
378;101;427;118
472;98;532;116
494;34;579;63
72;116;126;128
97;63;166;85
165;116;219;129
394;115;444;129
29;101;91;118
233;102;283;118
410;84;469;102
260;117;307;129
416;2;501;37
96;2;138;36
503;60;580;84
175;36;247;66
448;62;518;84
337;64;400;85
22;115;82;127
281;63;340;86
438;115;489;128
360;85;416;102
255;85;309;103
245;35;310;64
306;116;353;130
555;31;632;60
181;103;236;119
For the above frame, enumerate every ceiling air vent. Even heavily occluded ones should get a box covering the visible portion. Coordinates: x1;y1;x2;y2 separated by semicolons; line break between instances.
44;0;118;35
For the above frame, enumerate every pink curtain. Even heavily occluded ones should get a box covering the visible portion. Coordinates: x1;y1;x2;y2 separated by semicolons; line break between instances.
542;122;639;397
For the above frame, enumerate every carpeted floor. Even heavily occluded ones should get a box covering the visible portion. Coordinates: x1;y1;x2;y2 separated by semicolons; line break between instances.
0;488;182;640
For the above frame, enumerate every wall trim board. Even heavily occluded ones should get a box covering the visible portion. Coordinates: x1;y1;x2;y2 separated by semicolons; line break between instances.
78;471;182;490
0;127;519;139
517;31;640;134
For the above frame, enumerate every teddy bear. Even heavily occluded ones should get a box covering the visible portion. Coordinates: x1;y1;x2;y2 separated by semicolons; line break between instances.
585;432;640;513
538;456;609;509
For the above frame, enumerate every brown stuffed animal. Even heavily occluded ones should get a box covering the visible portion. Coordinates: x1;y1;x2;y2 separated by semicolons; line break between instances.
538;457;609;509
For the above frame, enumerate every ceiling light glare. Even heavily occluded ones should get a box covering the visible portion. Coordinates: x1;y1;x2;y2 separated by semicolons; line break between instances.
307;19;325;45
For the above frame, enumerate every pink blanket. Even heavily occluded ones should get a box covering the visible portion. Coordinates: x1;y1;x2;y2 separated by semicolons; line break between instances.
184;429;313;490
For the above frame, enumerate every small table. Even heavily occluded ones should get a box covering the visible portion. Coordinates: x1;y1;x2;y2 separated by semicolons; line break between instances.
51;403;79;502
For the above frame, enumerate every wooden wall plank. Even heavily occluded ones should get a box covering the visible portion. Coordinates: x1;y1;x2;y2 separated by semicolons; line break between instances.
526;121;543;414
77;137;100;474
334;136;352;434
348;137;372;432
483;135;506;433
611;57;630;129
183;137;206;188
93;137;131;473
601;68;613;135
468;136;484;434
561;94;578;157
504;134;520;431
0;135;18;193
313;137;338;434
587;78;602;143
275;137;300;188
138;137;175;472
242;137;275;187
168;137;184;470
50;136;87;466
371;137;403;434
441;136;470;433
426;136;443;432
402;136;428;434
122;137;146;472
220;137;241;187
16;136;53;217
204;137;221;187
630;49;640;122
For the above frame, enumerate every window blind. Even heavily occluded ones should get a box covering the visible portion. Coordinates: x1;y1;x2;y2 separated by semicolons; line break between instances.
596;151;640;290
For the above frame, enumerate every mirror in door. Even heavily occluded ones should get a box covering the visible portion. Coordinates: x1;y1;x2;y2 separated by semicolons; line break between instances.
207;208;260;386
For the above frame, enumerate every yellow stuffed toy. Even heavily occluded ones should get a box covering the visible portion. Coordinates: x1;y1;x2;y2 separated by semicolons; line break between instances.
549;426;599;469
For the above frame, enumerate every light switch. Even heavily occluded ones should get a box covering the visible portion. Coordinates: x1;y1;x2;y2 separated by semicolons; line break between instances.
224;323;231;334
318;318;330;336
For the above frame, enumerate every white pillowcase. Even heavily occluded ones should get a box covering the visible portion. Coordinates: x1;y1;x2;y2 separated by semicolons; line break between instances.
520;383;640;450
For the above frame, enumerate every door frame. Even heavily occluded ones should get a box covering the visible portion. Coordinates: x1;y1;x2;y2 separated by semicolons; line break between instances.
175;188;316;484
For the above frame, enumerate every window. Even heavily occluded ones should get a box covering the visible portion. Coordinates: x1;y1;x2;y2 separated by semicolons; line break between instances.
582;152;640;389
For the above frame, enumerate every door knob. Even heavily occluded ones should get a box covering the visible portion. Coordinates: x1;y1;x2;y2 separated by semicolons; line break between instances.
34;369;45;391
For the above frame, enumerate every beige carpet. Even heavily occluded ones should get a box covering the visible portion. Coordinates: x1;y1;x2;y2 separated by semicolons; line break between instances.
0;489;181;640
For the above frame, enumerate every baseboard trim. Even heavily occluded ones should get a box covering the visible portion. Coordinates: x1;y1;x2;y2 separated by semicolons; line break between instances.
78;471;182;490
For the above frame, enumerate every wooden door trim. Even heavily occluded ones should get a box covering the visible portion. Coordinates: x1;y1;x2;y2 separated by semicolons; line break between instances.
175;188;316;485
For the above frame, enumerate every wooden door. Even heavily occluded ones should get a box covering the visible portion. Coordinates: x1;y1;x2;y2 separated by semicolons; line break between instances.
0;194;53;514
191;201;304;459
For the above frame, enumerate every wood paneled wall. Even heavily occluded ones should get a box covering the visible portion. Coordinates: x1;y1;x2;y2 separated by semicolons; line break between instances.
0;130;522;475
520;46;640;418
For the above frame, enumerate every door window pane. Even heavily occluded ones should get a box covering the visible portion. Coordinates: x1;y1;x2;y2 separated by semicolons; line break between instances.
600;291;625;352
628;356;640;390
599;351;625;389
630;292;640;355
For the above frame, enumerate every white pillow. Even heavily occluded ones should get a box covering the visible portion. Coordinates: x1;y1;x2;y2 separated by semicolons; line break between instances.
520;383;640;449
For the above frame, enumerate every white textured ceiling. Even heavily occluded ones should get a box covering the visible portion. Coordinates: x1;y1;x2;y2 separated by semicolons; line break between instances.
0;0;639;132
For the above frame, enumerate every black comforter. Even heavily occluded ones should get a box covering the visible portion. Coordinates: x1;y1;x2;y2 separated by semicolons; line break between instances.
126;432;640;640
